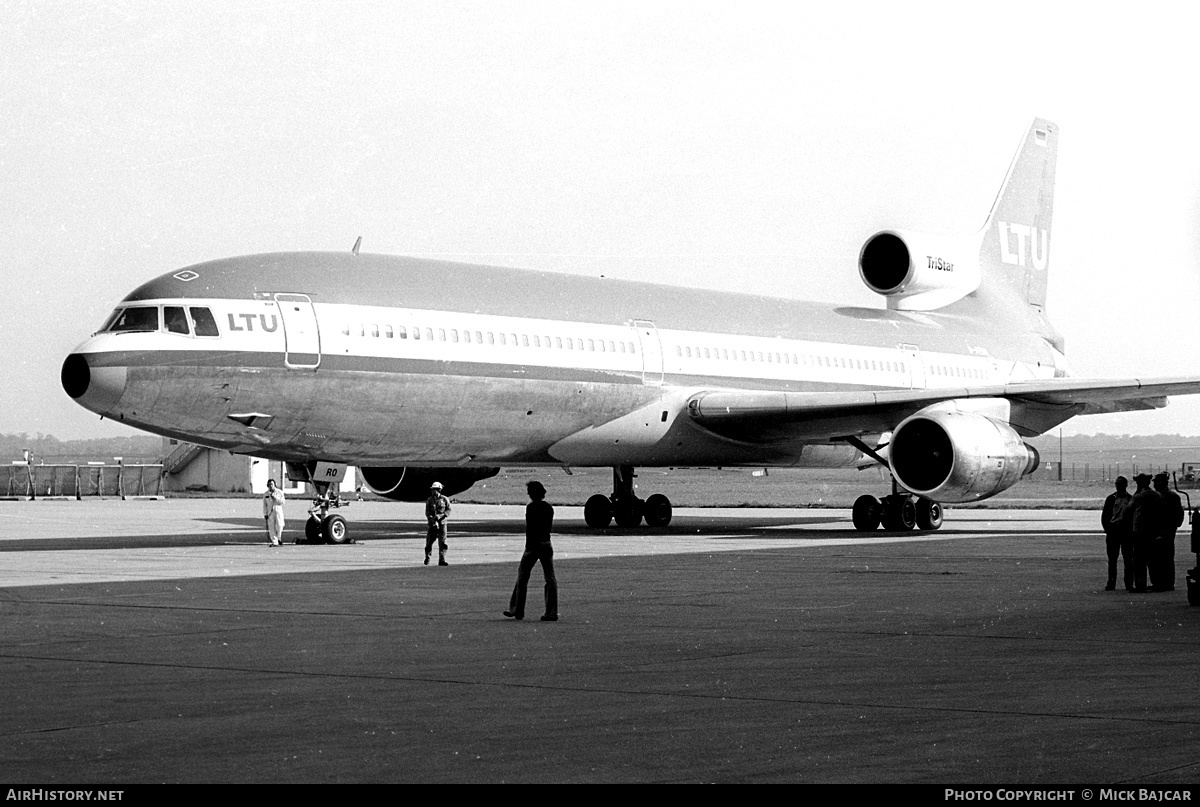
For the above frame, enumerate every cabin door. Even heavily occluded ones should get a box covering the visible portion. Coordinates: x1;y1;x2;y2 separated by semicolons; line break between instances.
899;343;925;389
275;293;321;369
633;320;664;386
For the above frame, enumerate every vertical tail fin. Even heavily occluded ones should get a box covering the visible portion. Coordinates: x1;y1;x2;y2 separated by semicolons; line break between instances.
978;118;1057;311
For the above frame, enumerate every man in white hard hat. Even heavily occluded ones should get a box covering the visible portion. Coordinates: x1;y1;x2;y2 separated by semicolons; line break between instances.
425;481;451;566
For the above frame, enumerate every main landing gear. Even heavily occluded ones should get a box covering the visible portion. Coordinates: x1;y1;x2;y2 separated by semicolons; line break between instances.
839;435;942;533
851;488;943;532
302;479;352;544
584;465;673;528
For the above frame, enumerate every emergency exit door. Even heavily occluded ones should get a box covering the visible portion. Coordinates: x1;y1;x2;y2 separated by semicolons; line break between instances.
275;293;321;369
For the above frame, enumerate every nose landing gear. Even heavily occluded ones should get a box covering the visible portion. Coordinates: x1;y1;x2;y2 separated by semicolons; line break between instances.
287;461;353;544
302;481;352;543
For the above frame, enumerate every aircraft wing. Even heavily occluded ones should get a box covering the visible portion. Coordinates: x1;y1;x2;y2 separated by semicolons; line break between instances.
686;376;1200;443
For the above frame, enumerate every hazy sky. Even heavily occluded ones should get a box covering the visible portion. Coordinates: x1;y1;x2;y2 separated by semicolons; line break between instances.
4;1;1200;439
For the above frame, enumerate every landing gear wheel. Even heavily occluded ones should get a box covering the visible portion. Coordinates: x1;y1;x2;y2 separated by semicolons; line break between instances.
916;499;943;531
643;494;673;527
584;494;613;528
322;514;349;544
852;495;882;531
305;517;323;543
613;497;644;528
880;496;917;531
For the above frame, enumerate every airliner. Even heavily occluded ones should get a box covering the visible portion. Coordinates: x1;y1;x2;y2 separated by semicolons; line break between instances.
61;119;1200;543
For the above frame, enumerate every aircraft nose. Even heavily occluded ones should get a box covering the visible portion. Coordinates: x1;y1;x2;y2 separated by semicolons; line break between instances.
61;353;128;415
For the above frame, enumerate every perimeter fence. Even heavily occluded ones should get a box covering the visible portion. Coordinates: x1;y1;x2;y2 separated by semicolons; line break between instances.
1026;462;1189;484
0;463;164;499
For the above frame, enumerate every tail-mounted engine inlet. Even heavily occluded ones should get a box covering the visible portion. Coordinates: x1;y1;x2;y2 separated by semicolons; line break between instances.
859;229;982;311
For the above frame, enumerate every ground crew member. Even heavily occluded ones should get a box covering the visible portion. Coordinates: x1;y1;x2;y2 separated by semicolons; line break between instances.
504;480;558;621
263;478;285;547
1101;476;1133;591
1128;473;1160;592
1151;472;1184;592
425;481;451;566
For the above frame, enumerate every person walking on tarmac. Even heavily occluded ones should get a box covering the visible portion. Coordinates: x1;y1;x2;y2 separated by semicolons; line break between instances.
1129;473;1161;593
504;480;559;621
425;481;451;566
1151;472;1184;592
1101;476;1133;591
263;478;285;547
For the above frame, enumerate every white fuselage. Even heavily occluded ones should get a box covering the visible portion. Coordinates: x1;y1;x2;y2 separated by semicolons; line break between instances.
63;252;1060;470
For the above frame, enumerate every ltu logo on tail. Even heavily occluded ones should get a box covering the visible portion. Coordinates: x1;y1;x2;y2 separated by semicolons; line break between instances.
997;221;1049;270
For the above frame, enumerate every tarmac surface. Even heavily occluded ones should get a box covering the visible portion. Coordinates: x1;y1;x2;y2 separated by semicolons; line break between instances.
2;498;1198;784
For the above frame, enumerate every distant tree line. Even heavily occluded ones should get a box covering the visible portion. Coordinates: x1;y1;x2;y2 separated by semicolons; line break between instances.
1029;433;1200;451
0;432;163;463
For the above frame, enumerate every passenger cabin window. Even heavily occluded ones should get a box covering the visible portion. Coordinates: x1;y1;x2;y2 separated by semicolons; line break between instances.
190;307;220;337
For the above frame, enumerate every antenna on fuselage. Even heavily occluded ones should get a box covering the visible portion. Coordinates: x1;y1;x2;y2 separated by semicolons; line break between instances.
351;236;362;255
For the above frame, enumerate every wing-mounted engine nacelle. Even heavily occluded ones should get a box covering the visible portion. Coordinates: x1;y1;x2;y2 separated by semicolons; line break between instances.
360;466;500;501
888;409;1039;503
858;229;982;310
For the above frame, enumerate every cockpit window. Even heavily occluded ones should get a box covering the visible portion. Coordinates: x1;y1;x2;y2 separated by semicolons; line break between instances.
107;306;160;333
164;306;190;335
190;307;220;337
99;309;124;333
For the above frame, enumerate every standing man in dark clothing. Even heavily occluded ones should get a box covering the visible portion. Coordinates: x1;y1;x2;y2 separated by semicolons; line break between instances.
504;480;559;622
425;481;451;566
1101;476;1133;591
1129;473;1161;593
1151;472;1184;592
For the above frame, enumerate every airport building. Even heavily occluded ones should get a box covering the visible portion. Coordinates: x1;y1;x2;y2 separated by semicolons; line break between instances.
162;438;359;496
3;440;359;499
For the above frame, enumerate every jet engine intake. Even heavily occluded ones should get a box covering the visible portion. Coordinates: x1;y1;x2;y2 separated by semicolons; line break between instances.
888;409;1039;503
360;466;500;501
859;229;981;310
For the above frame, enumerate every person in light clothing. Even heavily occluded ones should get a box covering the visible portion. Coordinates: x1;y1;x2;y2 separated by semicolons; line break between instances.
263;478;285;546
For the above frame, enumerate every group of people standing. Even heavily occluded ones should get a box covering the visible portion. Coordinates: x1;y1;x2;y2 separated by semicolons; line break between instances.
1101;472;1185;593
258;477;560;620
430;478;559;620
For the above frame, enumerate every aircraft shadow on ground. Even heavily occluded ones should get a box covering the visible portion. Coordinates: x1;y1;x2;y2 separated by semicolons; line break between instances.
0;513;1102;552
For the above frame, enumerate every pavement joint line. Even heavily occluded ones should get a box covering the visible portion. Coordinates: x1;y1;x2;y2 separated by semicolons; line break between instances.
11;718;161;736
1118;760;1200;784
4;650;1200;729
